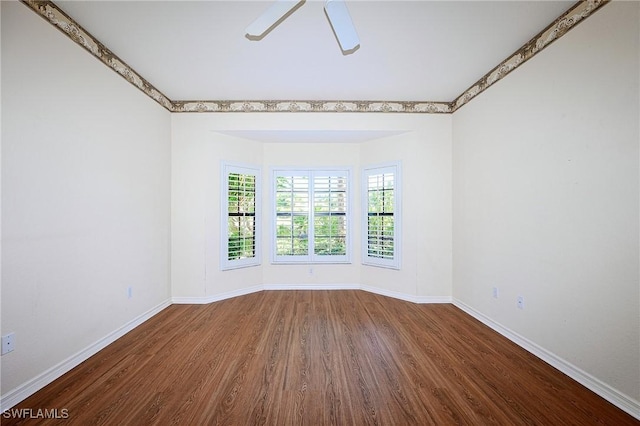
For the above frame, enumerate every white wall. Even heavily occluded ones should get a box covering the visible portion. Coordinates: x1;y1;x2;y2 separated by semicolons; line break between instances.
452;1;639;405
359;127;452;300
171;113;452;302
171;118;266;300
1;1;172;398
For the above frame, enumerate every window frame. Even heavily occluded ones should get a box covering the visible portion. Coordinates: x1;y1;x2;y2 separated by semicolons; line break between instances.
220;162;262;270
362;161;401;269
271;167;352;264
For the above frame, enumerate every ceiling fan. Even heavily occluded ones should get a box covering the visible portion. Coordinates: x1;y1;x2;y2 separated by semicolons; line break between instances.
245;0;360;55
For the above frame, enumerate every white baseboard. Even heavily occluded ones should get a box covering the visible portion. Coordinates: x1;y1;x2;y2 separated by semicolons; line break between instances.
172;285;263;304
261;283;452;305
361;285;452;304
452;298;640;420
263;283;360;291
414;295;452;304
0;299;171;411
173;284;449;304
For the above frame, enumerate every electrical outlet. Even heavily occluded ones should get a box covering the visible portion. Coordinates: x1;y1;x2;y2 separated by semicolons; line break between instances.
517;296;524;309
2;333;15;355
127;286;133;299
492;287;499;298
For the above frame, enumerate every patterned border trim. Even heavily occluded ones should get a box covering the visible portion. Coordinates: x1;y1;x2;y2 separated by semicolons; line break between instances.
173;100;452;113
23;0;174;112
22;0;608;114
451;0;609;112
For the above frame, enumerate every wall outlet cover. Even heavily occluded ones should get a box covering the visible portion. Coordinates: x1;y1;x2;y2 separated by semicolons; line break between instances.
2;333;16;355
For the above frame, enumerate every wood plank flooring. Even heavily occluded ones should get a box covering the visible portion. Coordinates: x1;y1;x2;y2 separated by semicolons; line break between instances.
4;290;637;425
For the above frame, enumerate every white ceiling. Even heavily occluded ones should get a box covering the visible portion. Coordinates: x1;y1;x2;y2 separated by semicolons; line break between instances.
55;0;574;102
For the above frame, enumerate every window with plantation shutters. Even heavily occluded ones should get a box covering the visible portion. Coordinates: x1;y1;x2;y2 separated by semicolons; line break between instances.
313;174;348;257
275;173;309;258
221;163;261;270
363;162;401;269
273;169;351;264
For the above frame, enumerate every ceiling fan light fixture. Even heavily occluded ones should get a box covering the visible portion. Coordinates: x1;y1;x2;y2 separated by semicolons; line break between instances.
245;0;305;40
324;0;360;54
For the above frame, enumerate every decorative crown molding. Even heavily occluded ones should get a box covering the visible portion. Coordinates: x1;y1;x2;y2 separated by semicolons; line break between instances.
23;0;174;112
173;100;452;114
22;0;609;114
452;0;609;112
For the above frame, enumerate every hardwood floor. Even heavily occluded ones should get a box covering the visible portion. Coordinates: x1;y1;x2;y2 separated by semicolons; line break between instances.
5;290;637;425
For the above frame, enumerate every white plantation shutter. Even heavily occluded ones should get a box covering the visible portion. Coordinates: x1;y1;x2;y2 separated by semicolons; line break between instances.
313;174;348;257
363;163;401;269
228;173;256;258
221;163;261;270
275;172;310;259
273;169;351;263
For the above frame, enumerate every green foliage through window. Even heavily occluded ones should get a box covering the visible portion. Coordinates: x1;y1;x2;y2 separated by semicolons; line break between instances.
228;173;256;261
366;171;396;261
274;171;349;262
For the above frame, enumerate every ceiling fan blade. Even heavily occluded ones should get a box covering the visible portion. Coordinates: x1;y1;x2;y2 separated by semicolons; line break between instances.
246;0;305;40
324;0;360;54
